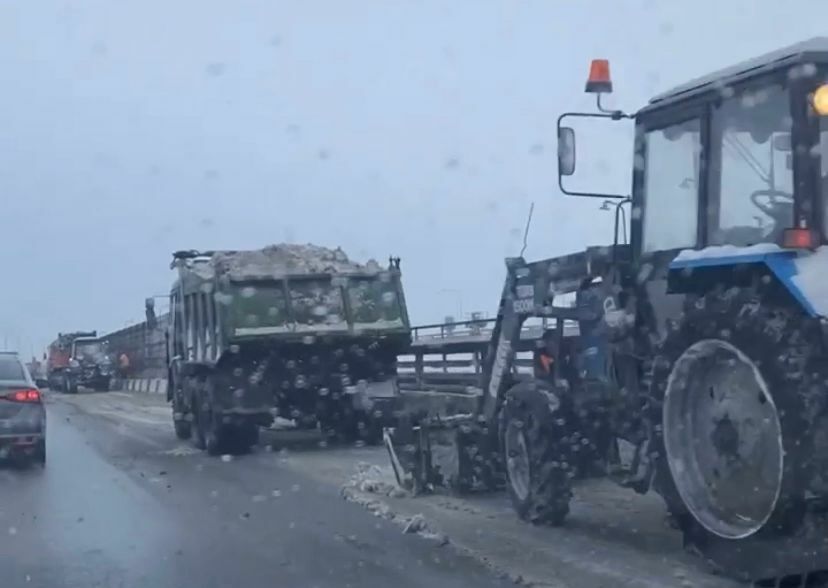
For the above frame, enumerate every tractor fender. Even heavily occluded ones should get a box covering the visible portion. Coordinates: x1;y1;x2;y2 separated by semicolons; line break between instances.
501;379;566;424
668;245;828;317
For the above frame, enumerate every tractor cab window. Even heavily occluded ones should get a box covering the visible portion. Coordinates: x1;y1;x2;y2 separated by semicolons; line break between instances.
818;117;828;238
641;119;701;252
709;84;793;246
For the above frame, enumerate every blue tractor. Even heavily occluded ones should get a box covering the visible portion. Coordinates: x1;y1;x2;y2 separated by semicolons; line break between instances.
386;38;828;582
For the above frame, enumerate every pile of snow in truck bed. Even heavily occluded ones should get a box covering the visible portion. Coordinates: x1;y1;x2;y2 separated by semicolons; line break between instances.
210;243;383;279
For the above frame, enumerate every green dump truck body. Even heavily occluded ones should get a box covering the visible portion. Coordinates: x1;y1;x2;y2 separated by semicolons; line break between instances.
170;245;409;362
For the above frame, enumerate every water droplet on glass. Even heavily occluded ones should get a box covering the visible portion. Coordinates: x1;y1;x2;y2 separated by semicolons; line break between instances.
205;62;226;77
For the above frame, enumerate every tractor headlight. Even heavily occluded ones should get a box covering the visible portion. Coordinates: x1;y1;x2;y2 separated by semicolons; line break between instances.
812;84;828;115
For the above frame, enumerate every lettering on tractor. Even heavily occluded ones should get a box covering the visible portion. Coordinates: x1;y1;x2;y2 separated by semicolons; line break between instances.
165;244;411;456
384;38;828;583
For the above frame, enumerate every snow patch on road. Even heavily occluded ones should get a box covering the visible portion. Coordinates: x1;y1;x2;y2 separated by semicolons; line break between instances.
158;445;201;457
346;462;407;497
340;462;452;548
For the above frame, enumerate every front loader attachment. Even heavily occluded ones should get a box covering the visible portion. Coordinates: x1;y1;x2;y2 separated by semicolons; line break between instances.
383;413;503;495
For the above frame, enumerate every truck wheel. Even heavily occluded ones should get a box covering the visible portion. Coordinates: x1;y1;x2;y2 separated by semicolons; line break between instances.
196;377;227;456
227;424;259;453
174;418;192;440
650;284;825;578
319;407;379;445
63;376;77;394
191;381;207;450
172;377;192;440
499;379;573;525
349;413;383;446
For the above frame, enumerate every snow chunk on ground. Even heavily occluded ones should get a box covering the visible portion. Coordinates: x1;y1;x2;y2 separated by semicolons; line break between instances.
340;465;451;547
673;243;781;263
344;461;407;498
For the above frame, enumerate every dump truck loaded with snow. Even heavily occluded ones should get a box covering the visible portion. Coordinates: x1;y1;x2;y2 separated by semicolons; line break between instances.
166;244;410;455
385;38;828;583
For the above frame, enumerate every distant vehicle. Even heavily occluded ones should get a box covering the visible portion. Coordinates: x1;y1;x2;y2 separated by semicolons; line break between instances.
46;330;96;392
46;332;113;393
27;358;48;389
0;352;46;466
69;337;114;392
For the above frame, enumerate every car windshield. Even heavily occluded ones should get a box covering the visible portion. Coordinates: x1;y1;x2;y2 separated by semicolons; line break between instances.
6;6;828;588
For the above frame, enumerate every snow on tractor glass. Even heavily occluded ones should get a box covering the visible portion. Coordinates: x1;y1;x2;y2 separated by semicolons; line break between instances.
384;38;828;583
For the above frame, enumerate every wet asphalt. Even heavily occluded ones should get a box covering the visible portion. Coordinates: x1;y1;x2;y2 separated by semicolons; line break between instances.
0;392;511;588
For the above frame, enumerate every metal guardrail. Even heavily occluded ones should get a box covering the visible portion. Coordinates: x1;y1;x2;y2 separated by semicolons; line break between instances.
400;316;581;396
411;316;578;345
99;314;169;378
397;352;535;395
100;314;578;384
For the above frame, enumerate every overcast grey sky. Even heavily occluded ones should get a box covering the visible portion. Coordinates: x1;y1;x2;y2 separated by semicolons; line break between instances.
0;0;825;354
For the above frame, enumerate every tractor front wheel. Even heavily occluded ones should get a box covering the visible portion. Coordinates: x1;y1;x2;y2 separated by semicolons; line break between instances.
499;379;573;526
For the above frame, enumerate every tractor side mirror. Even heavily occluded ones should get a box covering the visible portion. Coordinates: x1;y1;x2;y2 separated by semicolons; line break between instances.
558;126;577;176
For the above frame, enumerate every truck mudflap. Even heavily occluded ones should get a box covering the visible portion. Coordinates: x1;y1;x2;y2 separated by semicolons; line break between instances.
346;378;400;426
383;413;503;495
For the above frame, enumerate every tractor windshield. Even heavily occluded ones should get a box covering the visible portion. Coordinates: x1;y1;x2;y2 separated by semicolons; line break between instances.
708;83;793;246
74;341;105;362
818;114;828;238
641;119;702;252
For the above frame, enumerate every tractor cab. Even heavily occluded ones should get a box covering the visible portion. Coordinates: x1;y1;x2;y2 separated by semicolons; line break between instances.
559;37;828;262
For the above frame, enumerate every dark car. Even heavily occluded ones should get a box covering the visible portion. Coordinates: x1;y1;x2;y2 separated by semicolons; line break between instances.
0;352;46;465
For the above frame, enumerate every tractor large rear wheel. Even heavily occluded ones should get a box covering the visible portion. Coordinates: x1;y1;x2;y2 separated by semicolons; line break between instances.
650;284;827;579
